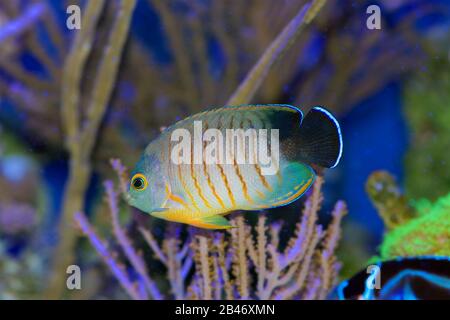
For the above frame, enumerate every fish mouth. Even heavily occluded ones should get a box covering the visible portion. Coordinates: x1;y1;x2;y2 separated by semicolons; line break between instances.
126;196;166;215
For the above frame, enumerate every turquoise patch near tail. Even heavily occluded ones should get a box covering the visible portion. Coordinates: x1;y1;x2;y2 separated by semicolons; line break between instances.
256;162;316;209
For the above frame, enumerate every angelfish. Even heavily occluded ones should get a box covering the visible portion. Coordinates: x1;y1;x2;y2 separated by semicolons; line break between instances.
127;104;343;229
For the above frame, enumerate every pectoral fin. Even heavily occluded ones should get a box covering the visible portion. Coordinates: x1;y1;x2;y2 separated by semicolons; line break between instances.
164;183;190;210
192;215;233;230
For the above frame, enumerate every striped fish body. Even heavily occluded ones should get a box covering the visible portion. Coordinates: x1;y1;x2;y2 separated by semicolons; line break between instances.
128;105;342;229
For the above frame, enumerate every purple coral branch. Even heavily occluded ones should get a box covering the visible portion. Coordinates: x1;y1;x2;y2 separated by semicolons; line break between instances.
177;239;191;261
110;158;130;197
0;3;46;43
322;201;347;260
104;180;163;300
280;205;310;267
303;275;322;300
139;227;168;265
181;254;194;280
226;1;317;105
74;212;142;300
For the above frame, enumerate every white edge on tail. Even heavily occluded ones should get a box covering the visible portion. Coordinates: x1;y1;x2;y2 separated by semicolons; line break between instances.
313;106;343;168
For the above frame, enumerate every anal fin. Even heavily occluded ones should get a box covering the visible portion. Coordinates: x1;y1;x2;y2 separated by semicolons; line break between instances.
192;215;233;230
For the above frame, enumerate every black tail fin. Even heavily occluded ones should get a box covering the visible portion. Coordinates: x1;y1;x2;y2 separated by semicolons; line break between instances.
296;106;343;168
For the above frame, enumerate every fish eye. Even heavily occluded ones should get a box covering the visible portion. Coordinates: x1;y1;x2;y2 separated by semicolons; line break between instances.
131;173;148;191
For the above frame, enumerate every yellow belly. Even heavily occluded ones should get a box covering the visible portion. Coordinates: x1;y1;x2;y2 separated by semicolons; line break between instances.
151;206;232;229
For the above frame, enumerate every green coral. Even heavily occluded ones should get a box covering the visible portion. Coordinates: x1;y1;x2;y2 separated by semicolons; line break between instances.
379;192;450;259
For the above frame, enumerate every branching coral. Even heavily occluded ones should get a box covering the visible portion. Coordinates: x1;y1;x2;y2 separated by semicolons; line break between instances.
46;0;137;298
226;0;326;105
0;1;66;143
75;160;347;300
0;2;45;44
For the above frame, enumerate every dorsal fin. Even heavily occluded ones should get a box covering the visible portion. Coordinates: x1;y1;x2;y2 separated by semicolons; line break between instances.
160;104;303;133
